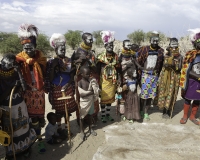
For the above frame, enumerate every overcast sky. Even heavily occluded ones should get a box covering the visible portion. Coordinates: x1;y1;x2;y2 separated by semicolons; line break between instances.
1;0;200;40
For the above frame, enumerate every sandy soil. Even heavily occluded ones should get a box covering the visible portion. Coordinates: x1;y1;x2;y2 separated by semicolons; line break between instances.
24;88;200;160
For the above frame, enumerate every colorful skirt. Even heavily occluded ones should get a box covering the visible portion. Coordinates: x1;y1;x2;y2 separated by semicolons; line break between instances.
157;68;180;110
49;85;78;114
100;77;117;104
141;71;158;99
23;84;45;118
184;78;200;100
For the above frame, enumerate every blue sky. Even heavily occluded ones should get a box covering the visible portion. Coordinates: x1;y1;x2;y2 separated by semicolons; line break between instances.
0;0;200;40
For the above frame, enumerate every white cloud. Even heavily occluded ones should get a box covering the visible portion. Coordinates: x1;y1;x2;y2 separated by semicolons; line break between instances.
0;0;200;40
12;1;28;7
1;22;14;29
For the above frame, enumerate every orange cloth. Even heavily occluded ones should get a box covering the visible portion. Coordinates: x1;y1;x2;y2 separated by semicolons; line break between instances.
16;50;47;90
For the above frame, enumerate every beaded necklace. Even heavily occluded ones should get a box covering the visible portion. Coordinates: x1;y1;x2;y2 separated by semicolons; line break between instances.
80;42;92;51
150;45;157;51
0;68;15;77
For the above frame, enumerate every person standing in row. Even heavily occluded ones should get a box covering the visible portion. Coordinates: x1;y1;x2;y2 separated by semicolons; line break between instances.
157;38;182;119
180;28;200;125
16;23;47;153
44;33;78;132
136;31;164;121
96;30;121;123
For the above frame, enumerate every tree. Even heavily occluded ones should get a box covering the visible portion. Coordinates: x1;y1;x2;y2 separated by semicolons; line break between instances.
64;30;82;50
0;32;52;55
0;32;21;54
36;33;53;55
127;29;145;45
92;30;103;46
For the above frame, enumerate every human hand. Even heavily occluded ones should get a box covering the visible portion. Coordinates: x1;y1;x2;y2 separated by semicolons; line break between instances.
26;58;35;65
75;55;86;64
138;66;144;70
122;84;128;91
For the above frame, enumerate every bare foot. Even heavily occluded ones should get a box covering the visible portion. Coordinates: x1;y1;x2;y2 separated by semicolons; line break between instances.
80;132;86;141
90;129;97;136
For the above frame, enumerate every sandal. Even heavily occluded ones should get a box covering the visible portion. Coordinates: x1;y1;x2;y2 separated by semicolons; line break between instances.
80;132;86;141
122;116;126;121
180;117;188;124
38;141;46;154
90;129;97;136
101;117;107;123
189;118;200;125
129;120;134;123
144;113;150;121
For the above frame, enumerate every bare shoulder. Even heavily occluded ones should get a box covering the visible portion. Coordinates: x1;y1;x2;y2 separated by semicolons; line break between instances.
78;79;83;87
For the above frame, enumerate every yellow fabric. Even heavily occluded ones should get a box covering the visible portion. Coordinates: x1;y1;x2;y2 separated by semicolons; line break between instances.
16;50;47;90
121;48;135;55
100;77;116;104
162;56;173;96
0;130;10;146
17;51;46;80
97;51;118;84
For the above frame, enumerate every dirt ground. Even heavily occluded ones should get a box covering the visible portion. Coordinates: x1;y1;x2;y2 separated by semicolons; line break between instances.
25;88;200;160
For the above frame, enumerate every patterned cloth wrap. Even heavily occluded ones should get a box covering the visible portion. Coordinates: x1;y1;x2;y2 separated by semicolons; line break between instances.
157;54;181;111
44;58;78;115
16;50;47;118
141;70;158;99
0;68;37;156
180;50;200;90
16;50;47;91
180;50;200;100
23;84;45;118
97;51;120;104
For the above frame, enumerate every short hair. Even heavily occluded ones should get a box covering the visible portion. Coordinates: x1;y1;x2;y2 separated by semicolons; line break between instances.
47;112;56;121
80;65;90;74
82;32;92;40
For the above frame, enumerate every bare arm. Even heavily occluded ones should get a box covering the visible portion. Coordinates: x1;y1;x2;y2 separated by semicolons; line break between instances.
133;58;144;70
78;80;93;98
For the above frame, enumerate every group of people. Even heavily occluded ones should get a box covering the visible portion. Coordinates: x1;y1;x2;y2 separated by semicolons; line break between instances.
0;23;200;159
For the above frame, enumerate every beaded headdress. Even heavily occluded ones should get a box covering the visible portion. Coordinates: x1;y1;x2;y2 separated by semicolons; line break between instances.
49;33;66;49
100;30;115;45
17;23;38;45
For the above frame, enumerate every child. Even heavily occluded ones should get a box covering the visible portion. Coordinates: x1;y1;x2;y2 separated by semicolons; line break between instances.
45;112;67;144
78;66;100;140
123;65;141;123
